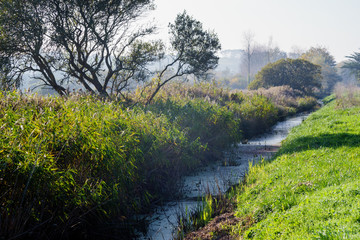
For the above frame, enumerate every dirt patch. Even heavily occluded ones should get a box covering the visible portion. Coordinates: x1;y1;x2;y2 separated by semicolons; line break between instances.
184;212;257;240
184;212;240;240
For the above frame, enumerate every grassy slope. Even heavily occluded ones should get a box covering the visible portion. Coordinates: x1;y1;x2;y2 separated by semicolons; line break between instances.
231;101;360;239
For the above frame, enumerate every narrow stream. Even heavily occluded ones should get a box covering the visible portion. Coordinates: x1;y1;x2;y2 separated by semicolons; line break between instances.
138;113;308;240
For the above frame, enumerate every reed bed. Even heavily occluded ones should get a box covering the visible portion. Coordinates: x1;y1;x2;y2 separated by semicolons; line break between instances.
0;83;318;239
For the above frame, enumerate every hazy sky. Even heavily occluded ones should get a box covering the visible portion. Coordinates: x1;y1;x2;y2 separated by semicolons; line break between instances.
148;0;360;62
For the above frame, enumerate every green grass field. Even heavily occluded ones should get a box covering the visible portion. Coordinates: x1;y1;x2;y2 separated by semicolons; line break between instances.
228;101;360;239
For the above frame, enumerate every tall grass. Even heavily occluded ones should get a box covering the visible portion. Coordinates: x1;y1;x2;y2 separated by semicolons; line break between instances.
1;92;143;238
0;83;317;239
248;85;319;117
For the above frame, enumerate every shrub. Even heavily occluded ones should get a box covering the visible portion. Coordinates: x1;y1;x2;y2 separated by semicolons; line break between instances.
228;93;279;138
296;96;318;112
248;58;322;96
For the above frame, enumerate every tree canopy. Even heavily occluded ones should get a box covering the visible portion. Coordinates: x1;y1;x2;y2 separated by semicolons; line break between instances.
343;52;360;81
145;11;221;104
301;47;336;67
248;58;322;95
0;1;220;99
301;47;341;97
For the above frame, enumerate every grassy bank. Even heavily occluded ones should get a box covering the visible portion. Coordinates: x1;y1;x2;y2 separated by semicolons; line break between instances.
0;83;317;239
187;96;360;239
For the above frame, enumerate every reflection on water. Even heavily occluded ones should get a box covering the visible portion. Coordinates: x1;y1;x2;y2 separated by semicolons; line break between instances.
139;113;308;240
248;114;307;146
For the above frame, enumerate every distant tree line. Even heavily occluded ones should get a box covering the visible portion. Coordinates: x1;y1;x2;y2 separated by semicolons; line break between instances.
217;45;343;96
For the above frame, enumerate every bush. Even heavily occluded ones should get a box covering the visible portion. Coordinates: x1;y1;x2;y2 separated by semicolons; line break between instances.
296;96;318;112
248;58;322;96
230;94;279;137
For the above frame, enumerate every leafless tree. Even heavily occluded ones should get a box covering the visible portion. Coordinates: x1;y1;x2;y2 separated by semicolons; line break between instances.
242;30;256;84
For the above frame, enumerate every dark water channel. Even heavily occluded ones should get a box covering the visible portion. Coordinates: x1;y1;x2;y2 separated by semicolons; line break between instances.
138;113;308;240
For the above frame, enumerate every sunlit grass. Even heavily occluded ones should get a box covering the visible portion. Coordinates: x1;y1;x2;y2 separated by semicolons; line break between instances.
228;101;360;239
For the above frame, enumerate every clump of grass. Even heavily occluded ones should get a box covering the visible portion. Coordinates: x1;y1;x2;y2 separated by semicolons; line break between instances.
175;194;234;240
322;94;336;105
227;93;279;138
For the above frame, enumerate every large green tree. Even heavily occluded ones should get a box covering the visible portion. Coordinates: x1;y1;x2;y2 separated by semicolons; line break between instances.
248;58;321;95
301;47;341;97
145;11;221;104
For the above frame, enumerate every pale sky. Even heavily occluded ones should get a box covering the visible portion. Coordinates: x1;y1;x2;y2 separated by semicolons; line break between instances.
147;0;360;62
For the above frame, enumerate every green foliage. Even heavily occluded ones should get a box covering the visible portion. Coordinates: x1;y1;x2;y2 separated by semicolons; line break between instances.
225;101;360;239
322;94;336;105
0;89;238;238
0;82;318;238
0;92;208;238
169;11;221;78
229;94;279;138
0;92;143;237
296;96;319;112
146;99;240;157
250;85;319;118
146;11;221;104
248;58;322;95
343;52;360;81
301;47;342;97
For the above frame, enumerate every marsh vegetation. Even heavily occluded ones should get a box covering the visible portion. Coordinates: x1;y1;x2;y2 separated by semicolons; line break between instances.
0;82;319;239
